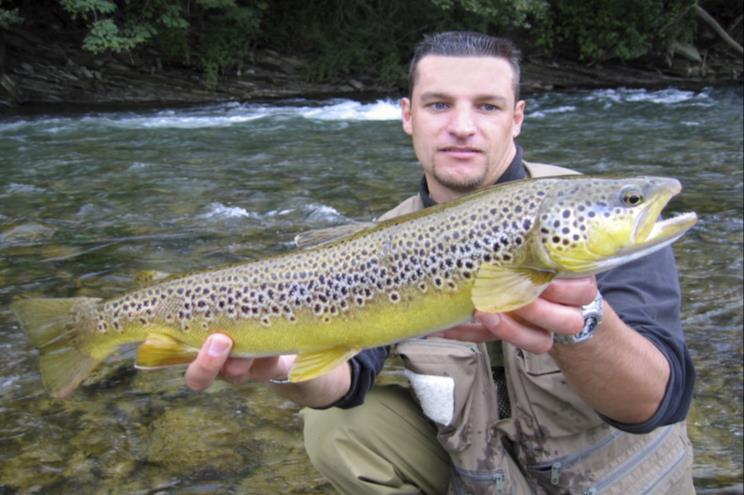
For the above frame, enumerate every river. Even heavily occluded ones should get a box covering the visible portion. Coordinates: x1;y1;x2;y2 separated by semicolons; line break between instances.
0;87;741;494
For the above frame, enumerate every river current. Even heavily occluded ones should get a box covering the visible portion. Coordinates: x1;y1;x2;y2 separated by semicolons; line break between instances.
0;87;741;493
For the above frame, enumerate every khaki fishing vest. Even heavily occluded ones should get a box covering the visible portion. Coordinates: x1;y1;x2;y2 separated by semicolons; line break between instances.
383;162;695;495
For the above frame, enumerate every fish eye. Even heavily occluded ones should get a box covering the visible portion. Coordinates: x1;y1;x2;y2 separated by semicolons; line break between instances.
621;189;644;207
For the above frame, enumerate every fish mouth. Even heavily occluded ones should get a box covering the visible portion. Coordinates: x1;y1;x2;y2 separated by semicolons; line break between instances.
624;179;698;257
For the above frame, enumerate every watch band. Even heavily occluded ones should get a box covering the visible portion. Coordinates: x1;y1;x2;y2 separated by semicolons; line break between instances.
554;291;604;345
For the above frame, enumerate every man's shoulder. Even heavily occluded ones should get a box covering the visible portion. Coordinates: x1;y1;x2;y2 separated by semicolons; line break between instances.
523;161;581;178
377;195;424;221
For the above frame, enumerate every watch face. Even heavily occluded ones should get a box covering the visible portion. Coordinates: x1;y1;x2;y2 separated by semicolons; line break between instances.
585;316;599;332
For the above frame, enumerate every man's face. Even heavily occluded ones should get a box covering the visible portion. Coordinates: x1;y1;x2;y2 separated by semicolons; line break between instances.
401;55;525;202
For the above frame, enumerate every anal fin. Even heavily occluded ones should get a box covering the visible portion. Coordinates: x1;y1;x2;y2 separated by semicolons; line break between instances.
135;334;200;370
289;347;360;382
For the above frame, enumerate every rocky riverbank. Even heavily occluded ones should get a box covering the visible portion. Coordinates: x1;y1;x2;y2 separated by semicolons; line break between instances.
0;24;741;112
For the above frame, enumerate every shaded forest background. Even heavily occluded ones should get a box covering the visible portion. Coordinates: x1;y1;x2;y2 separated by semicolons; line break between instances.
0;0;742;109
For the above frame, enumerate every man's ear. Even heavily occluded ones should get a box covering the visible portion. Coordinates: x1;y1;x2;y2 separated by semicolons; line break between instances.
401;97;413;136
513;99;526;137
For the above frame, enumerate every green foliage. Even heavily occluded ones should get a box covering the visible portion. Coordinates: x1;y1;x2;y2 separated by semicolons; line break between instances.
0;6;22;29
545;0;697;61
198;4;263;83
82;18;155;53
59;0;116;19
197;0;238;8
49;0;712;85
258;0;507;85
430;0;550;30
56;0;265;82
159;4;189;30
0;0;22;28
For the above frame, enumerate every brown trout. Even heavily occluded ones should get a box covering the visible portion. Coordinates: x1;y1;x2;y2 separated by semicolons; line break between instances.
12;176;697;398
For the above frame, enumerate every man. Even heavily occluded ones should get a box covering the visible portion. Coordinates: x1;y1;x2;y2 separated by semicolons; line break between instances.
185;32;696;494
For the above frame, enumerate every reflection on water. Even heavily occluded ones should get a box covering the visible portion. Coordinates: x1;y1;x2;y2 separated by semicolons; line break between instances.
0;87;741;493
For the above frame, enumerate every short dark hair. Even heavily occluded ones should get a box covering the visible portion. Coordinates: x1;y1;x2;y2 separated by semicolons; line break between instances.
408;31;522;101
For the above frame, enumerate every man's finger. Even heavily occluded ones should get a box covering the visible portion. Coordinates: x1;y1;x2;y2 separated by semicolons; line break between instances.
475;311;554;354
540;277;597;306
221;357;256;383
512;298;584;336
185;333;233;391
437;321;496;342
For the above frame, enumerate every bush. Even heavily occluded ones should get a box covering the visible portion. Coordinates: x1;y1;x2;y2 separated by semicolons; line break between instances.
45;0;718;84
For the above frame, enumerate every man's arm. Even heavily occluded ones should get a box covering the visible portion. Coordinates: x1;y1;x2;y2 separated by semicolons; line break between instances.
184;334;351;408
439;276;672;425
549;299;670;423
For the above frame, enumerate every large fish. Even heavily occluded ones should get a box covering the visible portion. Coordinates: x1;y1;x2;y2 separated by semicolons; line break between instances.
12;176;697;399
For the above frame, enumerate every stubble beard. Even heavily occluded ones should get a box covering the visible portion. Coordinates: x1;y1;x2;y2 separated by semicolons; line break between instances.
430;160;489;194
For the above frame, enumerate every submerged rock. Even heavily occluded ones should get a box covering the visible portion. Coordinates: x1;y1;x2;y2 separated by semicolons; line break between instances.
0;223;56;246
146;406;256;476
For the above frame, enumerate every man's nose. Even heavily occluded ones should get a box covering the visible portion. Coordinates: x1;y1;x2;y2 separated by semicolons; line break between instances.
447;106;476;137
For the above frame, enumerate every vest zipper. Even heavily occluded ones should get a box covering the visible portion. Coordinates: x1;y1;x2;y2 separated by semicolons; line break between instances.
495;472;505;493
526;428;624;483
639;446;687;494
550;462;562;485
584;425;674;494
453;466;507;492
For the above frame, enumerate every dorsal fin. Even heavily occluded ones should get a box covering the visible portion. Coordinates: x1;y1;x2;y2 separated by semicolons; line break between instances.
294;222;375;249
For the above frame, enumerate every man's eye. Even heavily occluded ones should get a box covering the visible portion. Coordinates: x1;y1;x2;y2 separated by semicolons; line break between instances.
430;102;448;111
481;103;499;112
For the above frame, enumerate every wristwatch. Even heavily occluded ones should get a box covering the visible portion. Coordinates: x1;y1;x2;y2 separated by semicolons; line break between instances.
553;291;604;345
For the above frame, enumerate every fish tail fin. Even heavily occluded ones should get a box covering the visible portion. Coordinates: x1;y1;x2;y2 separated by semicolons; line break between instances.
11;297;105;399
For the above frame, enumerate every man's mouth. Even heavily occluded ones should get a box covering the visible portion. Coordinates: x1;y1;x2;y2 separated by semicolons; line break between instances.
439;146;482;159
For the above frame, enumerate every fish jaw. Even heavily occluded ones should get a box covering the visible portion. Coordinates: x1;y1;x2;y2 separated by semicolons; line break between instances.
558;211;698;277
631;178;697;248
627;210;698;256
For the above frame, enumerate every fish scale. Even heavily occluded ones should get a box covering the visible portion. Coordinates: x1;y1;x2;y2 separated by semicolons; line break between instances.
11;176;698;398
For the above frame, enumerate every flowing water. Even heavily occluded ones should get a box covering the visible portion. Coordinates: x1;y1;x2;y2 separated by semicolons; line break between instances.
0;87;741;494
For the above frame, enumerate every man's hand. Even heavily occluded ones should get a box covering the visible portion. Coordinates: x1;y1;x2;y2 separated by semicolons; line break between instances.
184;333;293;391
437;277;597;353
184;333;351;408
439;275;670;423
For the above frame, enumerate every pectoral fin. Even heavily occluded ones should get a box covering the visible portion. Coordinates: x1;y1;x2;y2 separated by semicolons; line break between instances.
289;347;360;382
135;333;200;369
471;264;555;313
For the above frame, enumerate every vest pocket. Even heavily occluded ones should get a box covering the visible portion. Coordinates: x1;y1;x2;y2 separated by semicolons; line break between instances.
395;337;493;442
507;347;605;437
524;423;693;494
395;338;531;494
